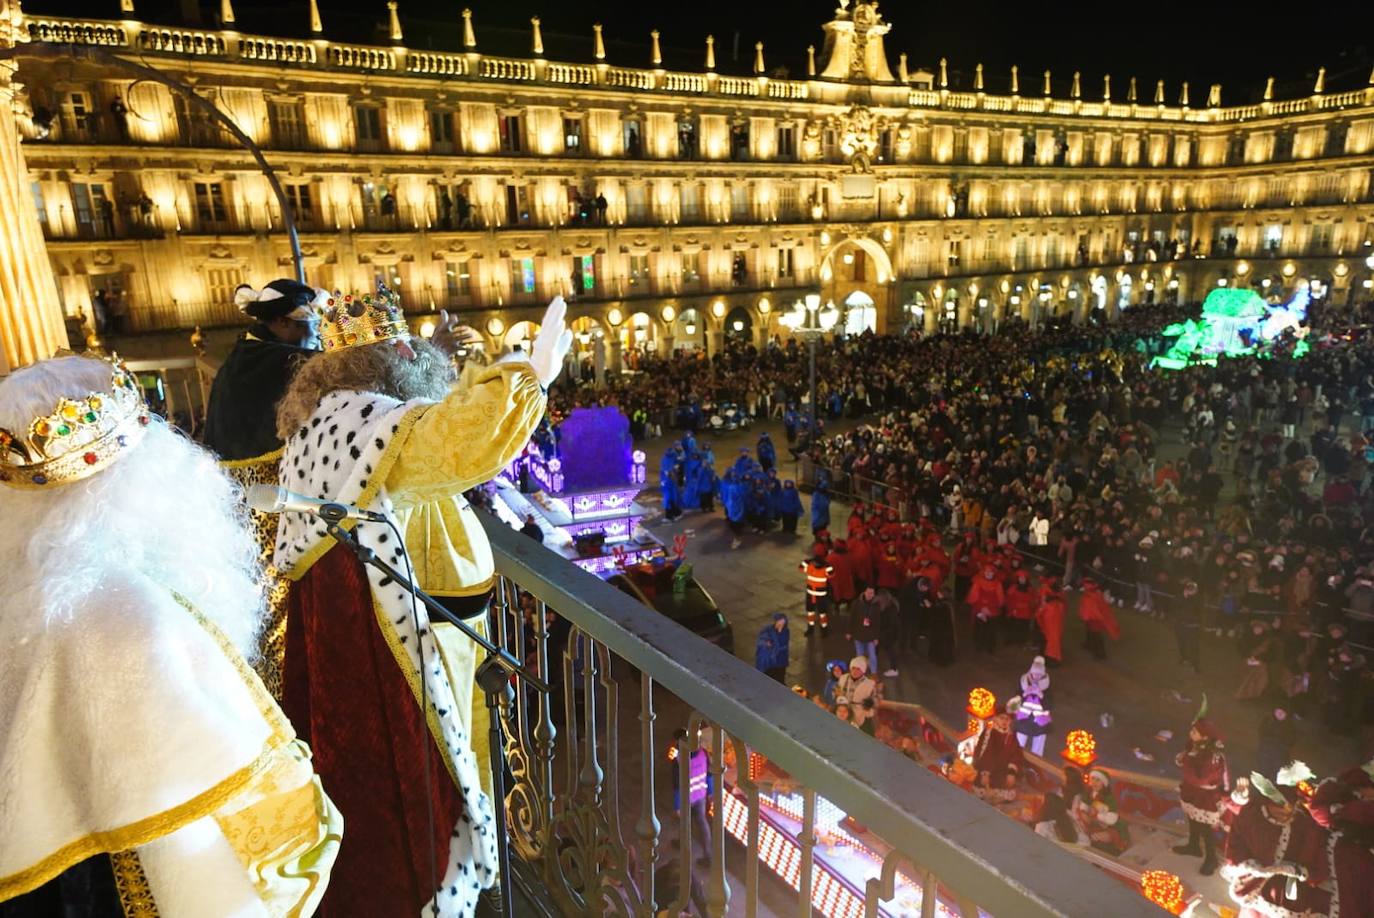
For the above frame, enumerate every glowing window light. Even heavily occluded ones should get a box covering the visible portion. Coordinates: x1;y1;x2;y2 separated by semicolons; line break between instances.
967;688;996;719
1140;870;1185;915
1063;729;1097;767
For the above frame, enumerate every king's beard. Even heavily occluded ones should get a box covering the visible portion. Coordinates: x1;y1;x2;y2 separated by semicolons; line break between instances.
277;338;455;440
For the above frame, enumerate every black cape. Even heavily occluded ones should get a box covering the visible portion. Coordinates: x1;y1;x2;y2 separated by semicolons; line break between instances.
202;325;314;462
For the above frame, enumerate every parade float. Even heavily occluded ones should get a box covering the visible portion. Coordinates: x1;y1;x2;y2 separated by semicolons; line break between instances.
713;696;1221;918
491;406;732;648
1152;284;1311;370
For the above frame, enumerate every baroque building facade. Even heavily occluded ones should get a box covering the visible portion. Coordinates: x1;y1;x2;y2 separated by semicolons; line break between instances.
9;0;1374;367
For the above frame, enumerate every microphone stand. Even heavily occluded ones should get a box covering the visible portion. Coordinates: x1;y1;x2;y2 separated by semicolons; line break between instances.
322;517;548;918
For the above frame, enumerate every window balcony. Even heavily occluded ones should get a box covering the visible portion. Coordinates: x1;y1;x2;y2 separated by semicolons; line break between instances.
474;515;1159;917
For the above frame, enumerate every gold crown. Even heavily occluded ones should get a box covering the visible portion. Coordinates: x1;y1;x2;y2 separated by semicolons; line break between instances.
318;284;410;353
0;358;152;490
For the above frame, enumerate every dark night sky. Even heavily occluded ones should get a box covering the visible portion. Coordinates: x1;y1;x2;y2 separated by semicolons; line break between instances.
30;0;1374;100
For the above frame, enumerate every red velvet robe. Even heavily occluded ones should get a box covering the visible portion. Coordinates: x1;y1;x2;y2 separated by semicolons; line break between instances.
1177;741;1229;826
1224;801;1332;918
283;543;465;918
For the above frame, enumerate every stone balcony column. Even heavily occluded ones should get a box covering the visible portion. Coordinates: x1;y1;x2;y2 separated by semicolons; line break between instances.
0;0;68;371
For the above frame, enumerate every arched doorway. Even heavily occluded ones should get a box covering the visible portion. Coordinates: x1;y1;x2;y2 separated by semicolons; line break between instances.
724;306;753;344
570;315;604;383
1116;274;1134;311
820;236;896;332
842;290;877;335
1091;275;1108;311
504;320;540;353
677;308;705;351
903;291;927;333
939;289;960;333
620;311;663;367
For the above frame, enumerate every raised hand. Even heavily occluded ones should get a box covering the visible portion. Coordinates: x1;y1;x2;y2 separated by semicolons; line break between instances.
530;296;574;388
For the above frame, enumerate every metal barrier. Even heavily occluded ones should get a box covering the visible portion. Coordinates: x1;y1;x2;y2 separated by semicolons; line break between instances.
478;513;1162;917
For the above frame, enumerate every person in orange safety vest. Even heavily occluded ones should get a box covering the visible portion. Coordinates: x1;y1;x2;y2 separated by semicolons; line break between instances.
799;544;834;636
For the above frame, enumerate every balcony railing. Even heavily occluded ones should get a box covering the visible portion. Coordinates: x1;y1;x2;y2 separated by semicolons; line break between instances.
477;515;1161;917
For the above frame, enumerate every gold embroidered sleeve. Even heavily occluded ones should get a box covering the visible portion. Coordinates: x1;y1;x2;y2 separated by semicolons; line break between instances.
387;362;546;507
213;739;343;918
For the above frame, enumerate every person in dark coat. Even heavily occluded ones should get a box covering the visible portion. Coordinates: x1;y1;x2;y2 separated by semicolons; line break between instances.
202;278;326;463
754;612;791;683
923;578;958;666
778;479;804;534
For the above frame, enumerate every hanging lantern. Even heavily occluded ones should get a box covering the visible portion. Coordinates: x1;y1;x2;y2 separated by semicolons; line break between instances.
967;687;996;719
1063;729;1097;767
1140;870;1185;914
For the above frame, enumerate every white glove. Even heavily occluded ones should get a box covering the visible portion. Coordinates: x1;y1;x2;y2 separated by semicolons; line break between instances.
529;296;574;388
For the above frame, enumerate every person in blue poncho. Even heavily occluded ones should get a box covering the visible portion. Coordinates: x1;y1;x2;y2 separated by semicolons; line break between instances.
660;444;684;521
682;430;698;457
694;456;718;512
757;431;777;473
811;479;831;535
731;447;755;476
682;450;702;510
779;479;804;534
783;407;800;445
754;612;791;683
745;479;769;533
721;470;746;549
765;477;784;532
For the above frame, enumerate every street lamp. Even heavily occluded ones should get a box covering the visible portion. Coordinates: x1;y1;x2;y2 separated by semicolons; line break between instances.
779;293;839;441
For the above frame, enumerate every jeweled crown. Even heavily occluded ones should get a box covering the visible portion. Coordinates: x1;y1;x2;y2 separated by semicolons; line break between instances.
0;358;152;490
318;283;410;353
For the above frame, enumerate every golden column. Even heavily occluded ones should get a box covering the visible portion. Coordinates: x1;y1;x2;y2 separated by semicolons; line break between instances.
0;0;67;372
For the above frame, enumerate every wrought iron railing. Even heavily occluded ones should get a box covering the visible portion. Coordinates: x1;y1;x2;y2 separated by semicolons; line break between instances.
477;514;1163;917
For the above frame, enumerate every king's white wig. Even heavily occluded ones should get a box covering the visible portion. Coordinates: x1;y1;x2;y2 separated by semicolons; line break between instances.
0;356;265;659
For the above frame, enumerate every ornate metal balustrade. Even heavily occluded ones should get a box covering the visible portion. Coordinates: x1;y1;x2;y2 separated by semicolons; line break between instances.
477;515;1164;918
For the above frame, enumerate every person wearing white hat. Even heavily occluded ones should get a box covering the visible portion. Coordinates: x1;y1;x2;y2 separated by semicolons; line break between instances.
834;656;879;734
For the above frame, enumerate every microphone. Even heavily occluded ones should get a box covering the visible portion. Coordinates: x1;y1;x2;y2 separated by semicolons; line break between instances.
246;483;386;523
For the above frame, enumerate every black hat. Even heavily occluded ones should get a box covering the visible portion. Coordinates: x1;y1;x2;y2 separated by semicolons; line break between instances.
234;278;328;322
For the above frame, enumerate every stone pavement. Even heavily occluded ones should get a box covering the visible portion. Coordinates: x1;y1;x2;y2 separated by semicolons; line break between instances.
632;416;1365;783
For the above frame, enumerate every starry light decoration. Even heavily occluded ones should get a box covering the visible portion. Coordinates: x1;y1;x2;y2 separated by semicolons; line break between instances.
1063;729;1097;767
1140;870;1185;914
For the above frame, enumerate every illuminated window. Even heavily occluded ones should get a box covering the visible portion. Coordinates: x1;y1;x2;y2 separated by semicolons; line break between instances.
730;183;750;221
353;104;384;150
777;183;799;219
499;114;523;153
563;117;582;152
72;182;114;238
206;267;244;306
193;182;229;232
776;125;795;160
777;248;794;279
1311;223;1334;253
61;91;92;139
680;252;701;284
445;261;471;300
268;99;305;149
284;183;314;229
628;254;649;286
510;257;535;294
679;182;700;221
429;109;457;151
571;255;595;293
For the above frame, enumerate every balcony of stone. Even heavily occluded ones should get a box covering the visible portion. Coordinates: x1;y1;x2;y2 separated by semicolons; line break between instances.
470;514;1163;918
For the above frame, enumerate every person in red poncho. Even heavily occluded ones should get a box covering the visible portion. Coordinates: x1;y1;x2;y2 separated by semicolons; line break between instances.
952;530;981;601
1004;570;1037;646
827;538;859;613
1173;714;1230;876
846;501;868;540
966;566;1006;654
875;538;904;592
1035;579;1067;667
848;528;876;591
1078;576;1120;660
